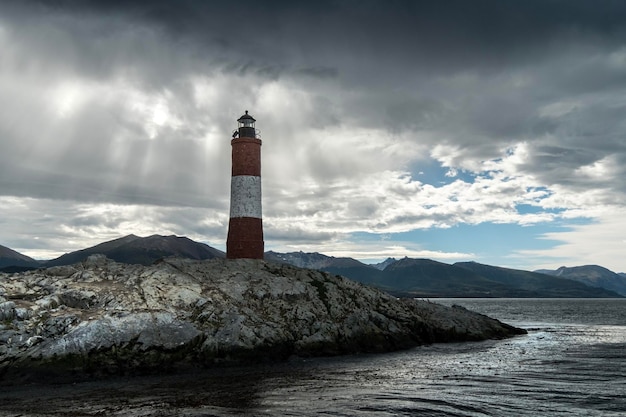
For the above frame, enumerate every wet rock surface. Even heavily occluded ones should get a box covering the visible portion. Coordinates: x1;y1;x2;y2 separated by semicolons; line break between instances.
0;255;524;382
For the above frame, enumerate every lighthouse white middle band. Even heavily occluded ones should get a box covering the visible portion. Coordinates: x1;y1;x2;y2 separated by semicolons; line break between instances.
229;175;262;218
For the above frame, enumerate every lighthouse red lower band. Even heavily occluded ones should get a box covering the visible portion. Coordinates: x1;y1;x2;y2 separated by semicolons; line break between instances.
227;136;264;259
227;217;264;259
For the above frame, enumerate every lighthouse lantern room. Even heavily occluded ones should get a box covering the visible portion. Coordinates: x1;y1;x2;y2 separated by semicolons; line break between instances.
237;110;256;138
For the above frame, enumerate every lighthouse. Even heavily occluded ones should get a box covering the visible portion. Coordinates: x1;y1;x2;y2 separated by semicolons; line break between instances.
226;110;264;259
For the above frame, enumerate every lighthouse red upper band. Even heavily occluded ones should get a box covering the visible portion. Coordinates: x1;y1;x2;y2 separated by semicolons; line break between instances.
226;111;264;259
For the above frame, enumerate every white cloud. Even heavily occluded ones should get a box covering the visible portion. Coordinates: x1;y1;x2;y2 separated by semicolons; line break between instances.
574;155;619;180
0;196;227;259
518;208;626;273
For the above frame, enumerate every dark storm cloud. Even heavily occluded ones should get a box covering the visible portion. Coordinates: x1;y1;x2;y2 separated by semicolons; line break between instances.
18;0;626;71
3;0;625;142
8;0;626;100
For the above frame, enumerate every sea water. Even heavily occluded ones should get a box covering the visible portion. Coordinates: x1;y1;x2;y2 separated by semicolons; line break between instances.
1;298;625;416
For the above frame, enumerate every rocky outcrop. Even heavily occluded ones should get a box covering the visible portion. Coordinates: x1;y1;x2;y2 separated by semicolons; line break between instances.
0;255;525;382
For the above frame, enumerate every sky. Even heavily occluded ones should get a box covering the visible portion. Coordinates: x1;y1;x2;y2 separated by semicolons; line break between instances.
1;0;625;272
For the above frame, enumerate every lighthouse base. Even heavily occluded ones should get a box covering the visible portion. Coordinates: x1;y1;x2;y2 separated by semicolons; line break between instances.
226;217;264;259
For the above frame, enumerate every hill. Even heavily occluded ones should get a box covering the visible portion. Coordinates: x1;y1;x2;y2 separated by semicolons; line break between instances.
380;258;513;297
265;251;383;286
45;234;224;266
266;252;621;298
372;257;397;270
536;265;626;296
0;244;39;270
264;251;336;269
455;262;621;298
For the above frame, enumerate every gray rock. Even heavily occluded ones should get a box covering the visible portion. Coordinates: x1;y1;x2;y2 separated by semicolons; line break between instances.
0;301;16;321
0;257;525;380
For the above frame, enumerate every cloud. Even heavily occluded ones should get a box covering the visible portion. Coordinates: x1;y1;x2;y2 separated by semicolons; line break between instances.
0;196;228;258
517;209;626;273
1;1;626;269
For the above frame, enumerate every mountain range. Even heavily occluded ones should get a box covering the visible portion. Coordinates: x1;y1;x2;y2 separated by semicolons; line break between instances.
266;253;621;298
0;244;41;272
536;265;626;297
1;236;623;297
0;235;224;271
45;234;224;267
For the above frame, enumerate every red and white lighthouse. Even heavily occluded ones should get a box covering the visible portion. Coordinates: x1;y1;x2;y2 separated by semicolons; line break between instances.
226;110;264;259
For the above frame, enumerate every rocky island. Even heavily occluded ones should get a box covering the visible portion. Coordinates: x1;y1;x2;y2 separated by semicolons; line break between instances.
0;255;525;383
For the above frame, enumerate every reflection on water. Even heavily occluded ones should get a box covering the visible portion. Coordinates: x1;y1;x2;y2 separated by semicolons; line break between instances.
1;299;625;416
435;297;626;326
